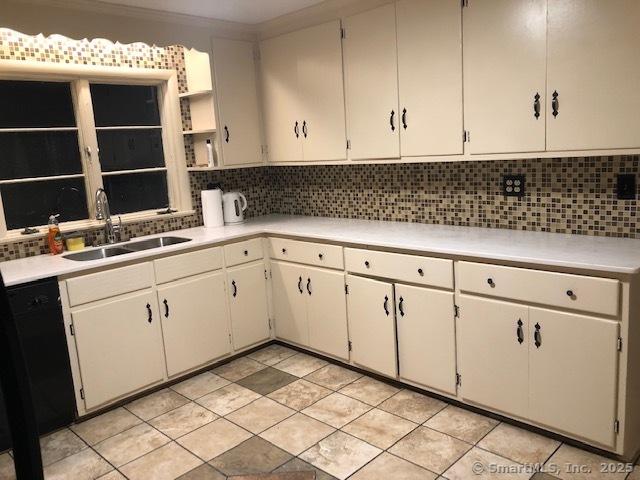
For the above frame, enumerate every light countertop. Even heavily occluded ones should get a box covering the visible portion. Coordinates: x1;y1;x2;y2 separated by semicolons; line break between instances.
2;214;640;286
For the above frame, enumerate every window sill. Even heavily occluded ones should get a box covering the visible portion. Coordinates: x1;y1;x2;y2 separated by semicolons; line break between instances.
0;209;196;245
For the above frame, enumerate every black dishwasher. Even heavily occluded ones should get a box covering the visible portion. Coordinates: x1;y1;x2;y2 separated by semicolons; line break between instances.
0;278;76;452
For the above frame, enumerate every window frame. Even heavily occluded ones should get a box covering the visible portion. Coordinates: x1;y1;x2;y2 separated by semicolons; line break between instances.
0;60;192;240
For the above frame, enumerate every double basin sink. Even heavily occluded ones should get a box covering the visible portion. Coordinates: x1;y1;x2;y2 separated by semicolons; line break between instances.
64;236;191;261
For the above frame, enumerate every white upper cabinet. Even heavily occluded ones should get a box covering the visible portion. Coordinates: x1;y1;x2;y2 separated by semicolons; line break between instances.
463;0;547;154
546;0;640;151
396;0;463;157
260;21;346;162
343;4;400;160
211;38;264;166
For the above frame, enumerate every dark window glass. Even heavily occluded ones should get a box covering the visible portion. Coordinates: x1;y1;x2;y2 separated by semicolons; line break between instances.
91;84;161;127
1;178;88;229
0;131;82;180
96;129;165;172
103;172;168;215
0;80;76;128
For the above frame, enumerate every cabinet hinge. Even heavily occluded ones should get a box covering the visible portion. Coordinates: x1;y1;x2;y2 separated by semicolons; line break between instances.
454;304;460;318
268;318;272;330
69;324;75;336
264;269;268;280
340;27;346;39
228;333;232;345
348;340;353;352
261;145;269;155
79;388;85;400
617;337;623;352
345;284;349;295
463;130;470;143
614;420;620;434
346;139;351;150
462;0;469;7
456;373;462;387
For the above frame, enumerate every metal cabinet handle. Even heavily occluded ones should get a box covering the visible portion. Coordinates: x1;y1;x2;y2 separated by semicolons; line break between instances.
566;289;574;298
302;121;308;138
390;110;396;132
232;280;237;298
533;93;541;119
487;278;495;287
146;303;152;323
224;125;230;143
398;297;405;317
318;253;323;260
516;319;524;344
365;261;370;268
163;299;169;318
298;276;303;294
282;248;287;254
244;250;248;256
418;268;424;276
534;323;542;348
294;121;300;138
383;295;390;316
402;108;407;129
306;278;312;295
552;91;559;118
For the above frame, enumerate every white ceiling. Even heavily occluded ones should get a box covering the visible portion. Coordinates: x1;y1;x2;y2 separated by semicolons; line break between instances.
97;0;327;24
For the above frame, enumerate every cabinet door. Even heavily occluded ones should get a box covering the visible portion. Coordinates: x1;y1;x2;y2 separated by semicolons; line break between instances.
457;295;529;418
271;260;308;345
306;266;349;360
529;308;619;447
72;291;165;410
297;21;347;162
158;273;230;377
396;284;456;395
227;261;270;350
397;0;463;156
463;0;546;154
260;31;303;162
547;0;640;150
343;4;400;160
211;38;263;166
346;275;396;377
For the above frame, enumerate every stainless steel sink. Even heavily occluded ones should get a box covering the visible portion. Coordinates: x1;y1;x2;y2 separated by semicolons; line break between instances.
63;236;191;261
125;236;191;251
64;246;132;261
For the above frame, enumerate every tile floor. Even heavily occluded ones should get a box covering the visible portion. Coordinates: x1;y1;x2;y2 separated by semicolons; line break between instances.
0;344;638;480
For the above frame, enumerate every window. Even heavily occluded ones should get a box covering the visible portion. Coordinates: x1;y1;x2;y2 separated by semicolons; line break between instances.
0;67;190;237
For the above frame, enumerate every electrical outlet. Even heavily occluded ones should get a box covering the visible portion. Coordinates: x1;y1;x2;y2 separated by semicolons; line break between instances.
502;174;525;198
617;174;636;200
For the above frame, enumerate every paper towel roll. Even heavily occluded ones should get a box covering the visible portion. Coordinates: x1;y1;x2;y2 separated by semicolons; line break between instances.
201;189;224;228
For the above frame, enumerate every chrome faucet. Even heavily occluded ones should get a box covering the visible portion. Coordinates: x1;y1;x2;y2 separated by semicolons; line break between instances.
95;188;121;244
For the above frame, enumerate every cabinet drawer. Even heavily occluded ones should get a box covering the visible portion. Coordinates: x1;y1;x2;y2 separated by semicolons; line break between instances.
345;248;453;289
457;262;620;316
154;247;223;284
67;263;153;307
269;237;344;269
224;238;264;267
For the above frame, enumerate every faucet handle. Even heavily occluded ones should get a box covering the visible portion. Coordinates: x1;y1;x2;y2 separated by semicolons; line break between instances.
114;216;122;240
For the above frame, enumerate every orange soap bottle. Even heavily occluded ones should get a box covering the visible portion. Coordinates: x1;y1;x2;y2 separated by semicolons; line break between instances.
47;214;64;255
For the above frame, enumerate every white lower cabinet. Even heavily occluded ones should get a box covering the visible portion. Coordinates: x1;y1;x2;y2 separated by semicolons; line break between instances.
157;272;230;378
346;275;397;377
227;261;271;350
71;290;165;410
272;260;308;345
396;284;456;395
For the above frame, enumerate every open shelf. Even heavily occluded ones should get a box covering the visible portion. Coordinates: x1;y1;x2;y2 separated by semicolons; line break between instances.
178;89;213;99
183;128;216;135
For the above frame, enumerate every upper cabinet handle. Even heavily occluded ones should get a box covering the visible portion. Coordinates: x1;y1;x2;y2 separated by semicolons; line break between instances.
302;121;308;138
306;278;312;295
516;319;524;344
534;323;542;348
294;121;300;138
533;93;541;119
146;303;153;323
383;295;390;316
390;110;396;132
398;297;405;317
232;280;237;298
298;276;303;294
402;108;407;129
224;125;230;143
163;299;169;318
552;91;559;118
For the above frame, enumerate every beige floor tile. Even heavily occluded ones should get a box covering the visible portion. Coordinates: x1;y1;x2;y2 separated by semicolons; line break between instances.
248;344;298;366
171;372;230;400
177;463;226;479
304;364;362;390
628;466;640;480
0;453;15;480
209;436;292;476
71;407;141;445
225;397;295;434
389;426;472;474
260;413;336;455
96;471;127;480
125;388;190;421
177;418;252;461
273;353;328;377
195;383;261;416
378;389;447;423
338;377;399;406
94;423;170;467
350;452;438;480
424;406;499;444
478;423;561;465
213;357;266;382
120;442;203;480
40;428;87;466
300;431;381;480
342;408;417;449
150;402;218;439
444;447;530;480
43;448;112;480
274;457;338;480
267;379;332;410
546;444;629;480
302;392;371;428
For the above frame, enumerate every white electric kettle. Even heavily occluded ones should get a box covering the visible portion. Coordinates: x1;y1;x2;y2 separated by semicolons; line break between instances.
222;191;248;225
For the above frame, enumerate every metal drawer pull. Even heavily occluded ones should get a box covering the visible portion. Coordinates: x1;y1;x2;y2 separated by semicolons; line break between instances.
318;253;323;260
282;248;287;254
398;297;405;317
383;295;390;316
365;261;370;268
487;278;495;287
298;276;303;294
534;323;542;348
418;268;424;276
232;280;237;298
146;303;153;323
307;278;312;295
516;319;524;344
566;290;574;298
163;299;169;318
244;250;248;256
